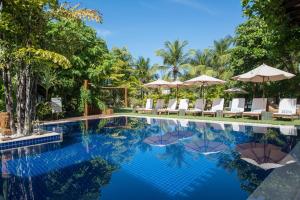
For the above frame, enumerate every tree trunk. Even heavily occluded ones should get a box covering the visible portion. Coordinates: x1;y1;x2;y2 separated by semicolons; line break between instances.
45;88;49;101
32;78;37;121
2;67;16;134
16;65;26;135
24;64;33;135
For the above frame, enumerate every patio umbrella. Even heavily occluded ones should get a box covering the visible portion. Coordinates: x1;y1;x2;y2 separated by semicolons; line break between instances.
144;79;171;88
236;143;296;170
232;64;295;97
144;79;171;98
224;87;248;94
184;75;226;102
166;80;189;101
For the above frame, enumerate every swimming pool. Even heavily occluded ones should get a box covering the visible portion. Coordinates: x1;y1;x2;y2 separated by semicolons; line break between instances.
0;117;299;200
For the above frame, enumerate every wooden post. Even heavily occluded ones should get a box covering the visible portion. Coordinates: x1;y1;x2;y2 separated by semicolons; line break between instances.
84;80;89;116
124;87;128;107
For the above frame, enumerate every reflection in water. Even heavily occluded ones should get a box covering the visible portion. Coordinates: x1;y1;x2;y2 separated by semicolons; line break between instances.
185;140;228;155
236;143;296;170
0;117;298;199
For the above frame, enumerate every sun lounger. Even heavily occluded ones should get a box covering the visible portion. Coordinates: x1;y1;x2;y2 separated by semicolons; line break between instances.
186;99;206;115
242;98;267;120
158;99;177;114
167;99;189;114
273;98;298;120
223;98;245;118
136;99;153;113
203;98;224;117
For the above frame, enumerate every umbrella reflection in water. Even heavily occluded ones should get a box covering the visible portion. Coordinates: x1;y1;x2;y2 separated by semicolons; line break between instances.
236;143;296;170
185;123;228;155
143;134;178;147
185;140;228;155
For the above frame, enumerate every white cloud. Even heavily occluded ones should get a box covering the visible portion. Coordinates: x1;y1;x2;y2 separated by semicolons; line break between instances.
169;0;215;15
96;29;112;37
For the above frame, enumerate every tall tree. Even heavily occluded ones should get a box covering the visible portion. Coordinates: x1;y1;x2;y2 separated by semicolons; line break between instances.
156;40;190;81
134;57;157;84
188;49;215;78
211;36;233;74
0;1;101;135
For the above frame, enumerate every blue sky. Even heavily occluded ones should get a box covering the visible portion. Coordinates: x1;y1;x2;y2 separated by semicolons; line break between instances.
68;0;245;64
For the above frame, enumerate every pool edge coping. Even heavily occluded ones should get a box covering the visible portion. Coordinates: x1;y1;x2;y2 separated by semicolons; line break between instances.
43;114;298;128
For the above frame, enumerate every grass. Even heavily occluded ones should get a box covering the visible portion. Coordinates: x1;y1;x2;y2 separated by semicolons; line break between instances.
115;109;300;126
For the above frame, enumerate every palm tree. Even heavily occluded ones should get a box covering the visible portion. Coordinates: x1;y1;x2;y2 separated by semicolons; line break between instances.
134;57;157;84
211;36;233;73
156;40;190;81
188;49;215;77
39;67;58;101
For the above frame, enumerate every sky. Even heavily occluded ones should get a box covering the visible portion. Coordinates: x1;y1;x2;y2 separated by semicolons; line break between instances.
67;0;245;64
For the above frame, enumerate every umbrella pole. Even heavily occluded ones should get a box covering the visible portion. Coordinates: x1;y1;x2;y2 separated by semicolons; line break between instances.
176;85;179;102
202;84;205;116
262;77;265;98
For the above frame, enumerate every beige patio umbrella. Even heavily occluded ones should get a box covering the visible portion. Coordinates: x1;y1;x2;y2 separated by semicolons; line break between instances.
144;79;171;88
184;75;226;100
166;80;189;101
232;64;295;97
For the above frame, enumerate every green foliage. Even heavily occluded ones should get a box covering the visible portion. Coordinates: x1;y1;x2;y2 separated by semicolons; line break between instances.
96;98;107;111
36;102;52;120
79;87;92;112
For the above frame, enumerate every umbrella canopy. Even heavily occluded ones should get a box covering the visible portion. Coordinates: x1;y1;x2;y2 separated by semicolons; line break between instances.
144;79;171;88
168;80;185;88
184;75;226;86
225;87;248;94
236;143;296;170
166;80;190;101
232;64;295;83
185;140;228;155
143;134;178;147
184;75;226;99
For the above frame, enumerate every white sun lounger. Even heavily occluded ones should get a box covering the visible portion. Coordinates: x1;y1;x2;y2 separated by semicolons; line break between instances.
273;98;298;120
136;99;153;113
167;99;189;114
158;99;177;114
243;98;267;120
223;98;245;118
203;98;224;117
186;99;206;115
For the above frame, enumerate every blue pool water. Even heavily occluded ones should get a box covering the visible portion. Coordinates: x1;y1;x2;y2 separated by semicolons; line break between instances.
0;117;299;200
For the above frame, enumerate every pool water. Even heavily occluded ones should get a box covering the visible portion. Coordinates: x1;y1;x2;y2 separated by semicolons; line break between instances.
0;117;299;200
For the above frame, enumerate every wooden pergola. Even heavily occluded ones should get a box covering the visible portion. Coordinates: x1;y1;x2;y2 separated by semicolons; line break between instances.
83;80;128;116
100;86;128;108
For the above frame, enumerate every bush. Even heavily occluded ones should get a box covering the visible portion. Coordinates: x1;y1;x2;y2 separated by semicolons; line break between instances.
36;102;52;120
